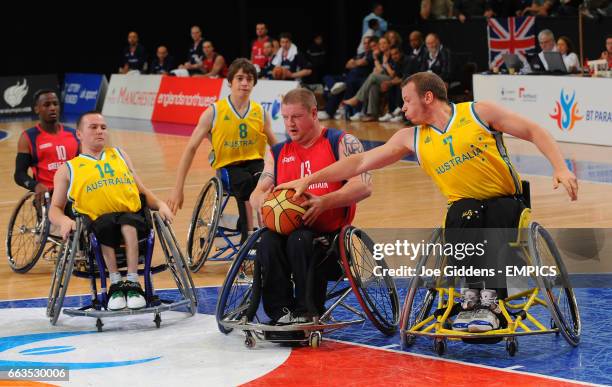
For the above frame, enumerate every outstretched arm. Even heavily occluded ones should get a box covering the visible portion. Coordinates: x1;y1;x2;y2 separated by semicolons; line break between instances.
277;127;415;197
474;100;578;200
49;165;75;240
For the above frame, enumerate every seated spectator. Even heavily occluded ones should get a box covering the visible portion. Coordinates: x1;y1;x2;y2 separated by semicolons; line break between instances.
179;25;204;75
271;32;312;82
357;18;380;54
271;38;280;56
556;36;581;73
362;2;388;37
384;30;403;49
602;35;612;68
318;36;375;120
119;31;147;74
417;33;452;85
556;0;581;16
306;34;327;84
150;46;175;75
420;0;453;19
196;41;228;78
342;36;395;121
251;22;270;72
258;41;275;79
454;0;494;22
537;29;557;70
520;0;555;16
407;31;425;60
379;47;412;122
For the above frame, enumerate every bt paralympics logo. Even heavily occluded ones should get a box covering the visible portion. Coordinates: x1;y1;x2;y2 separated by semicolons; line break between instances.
549;89;583;131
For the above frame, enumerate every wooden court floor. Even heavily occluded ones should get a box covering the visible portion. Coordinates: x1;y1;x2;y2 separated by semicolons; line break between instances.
1;119;611;300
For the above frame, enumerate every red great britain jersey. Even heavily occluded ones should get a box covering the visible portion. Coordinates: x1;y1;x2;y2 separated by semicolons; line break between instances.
24;124;80;189
272;128;355;233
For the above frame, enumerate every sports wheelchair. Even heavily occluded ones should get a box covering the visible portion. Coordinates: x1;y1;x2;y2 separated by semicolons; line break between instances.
186;169;250;272
399;184;581;356
6;192;63;273
46;211;197;331
216;226;400;348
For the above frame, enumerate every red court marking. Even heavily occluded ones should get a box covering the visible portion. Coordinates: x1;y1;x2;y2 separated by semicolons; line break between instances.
243;341;588;387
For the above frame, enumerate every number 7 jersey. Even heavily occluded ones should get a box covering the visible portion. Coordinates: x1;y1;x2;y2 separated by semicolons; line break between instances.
66;147;141;220
414;102;522;203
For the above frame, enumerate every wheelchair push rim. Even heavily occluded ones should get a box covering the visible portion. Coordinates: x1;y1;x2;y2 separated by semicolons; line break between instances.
187;177;223;272
6;191;50;273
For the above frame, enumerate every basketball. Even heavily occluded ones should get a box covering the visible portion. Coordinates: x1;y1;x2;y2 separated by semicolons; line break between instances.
261;189;307;235
272;66;286;80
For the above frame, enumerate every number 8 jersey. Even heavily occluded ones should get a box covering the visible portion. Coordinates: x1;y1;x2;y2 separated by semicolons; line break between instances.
209;96;266;169
414;102;522;203
66;147;141;220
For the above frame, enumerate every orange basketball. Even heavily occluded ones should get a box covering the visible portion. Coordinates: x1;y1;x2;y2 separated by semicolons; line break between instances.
262;189;307;235
272;66;285;80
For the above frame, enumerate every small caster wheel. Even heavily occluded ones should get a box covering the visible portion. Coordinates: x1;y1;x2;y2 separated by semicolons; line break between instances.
309;331;322;349
433;338;446;356
154;314;161;328
506;338;518;356
245;335;256;349
400;333;415;350
96;318;104;332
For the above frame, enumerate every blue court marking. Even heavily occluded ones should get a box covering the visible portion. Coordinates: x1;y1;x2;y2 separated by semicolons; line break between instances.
0;130;9;142
1;286;610;385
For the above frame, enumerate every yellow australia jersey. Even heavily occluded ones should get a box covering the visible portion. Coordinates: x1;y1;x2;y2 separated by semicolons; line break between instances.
210;96;267;169
414;102;522;203
66;147;141;220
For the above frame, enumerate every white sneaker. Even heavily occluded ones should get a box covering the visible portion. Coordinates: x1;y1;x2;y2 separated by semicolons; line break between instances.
452;310;474;331
107;283;126;311
392;107;402;116
349;112;363;121
276;308;310;324
124;281;147;310
390;115;405;122
330;82;347;95
378;113;393;122
317;111;331;120
480;289;501;313
468;308;499;332
461;289;480;310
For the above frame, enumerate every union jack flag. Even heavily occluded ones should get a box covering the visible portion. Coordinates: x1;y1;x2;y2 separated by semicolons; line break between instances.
487;16;536;68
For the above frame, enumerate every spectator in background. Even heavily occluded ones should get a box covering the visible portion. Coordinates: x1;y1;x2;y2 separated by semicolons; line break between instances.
556;36;580;72
196;41;228;78
407;31;425;60
306;34;327;84
271;38;280;56
384;30;403;49
259;41;275;79
362;2;387;37
271;32;312;82
379;47;412;122
487;0;524;17
556;0;581;16
454;0;494;22
420;0;454;20
357;18;380;54
150;46;175;75
179;26;204;75
251;23;270;72
601;35;612;68
520;0;555;16
537;29;557;70
318;35;375;120
119;31;147;74
418;33;452;84
342;36;394;121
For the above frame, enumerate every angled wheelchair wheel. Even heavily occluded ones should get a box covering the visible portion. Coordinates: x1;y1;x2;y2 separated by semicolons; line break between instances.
153;213;197;315
340;226;399;336
529;222;581;346
6;192;50;273
400;228;444;346
187;177;222;272
216;229;264;334
47;218;82;325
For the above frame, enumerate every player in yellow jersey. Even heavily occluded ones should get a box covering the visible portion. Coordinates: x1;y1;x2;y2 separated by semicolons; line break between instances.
278;72;578;332
168;58;278;234
49;112;174;311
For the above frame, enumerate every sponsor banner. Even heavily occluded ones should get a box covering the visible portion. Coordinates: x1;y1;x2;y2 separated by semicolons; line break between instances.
102;74;162;120
62;73;107;115
0;74;58;118
474;74;612;146
242;80;298;135
152;77;224;125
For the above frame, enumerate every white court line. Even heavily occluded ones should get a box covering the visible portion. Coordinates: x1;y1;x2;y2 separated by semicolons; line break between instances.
381;344;400;349
326;338;604;387
505;365;525;370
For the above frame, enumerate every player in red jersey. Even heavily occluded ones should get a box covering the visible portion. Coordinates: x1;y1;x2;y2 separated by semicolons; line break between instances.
14;90;79;196
249;88;372;324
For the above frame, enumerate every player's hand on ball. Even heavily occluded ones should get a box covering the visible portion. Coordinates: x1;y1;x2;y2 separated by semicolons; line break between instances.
275;177;309;199
553;168;578;201
301;192;329;226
